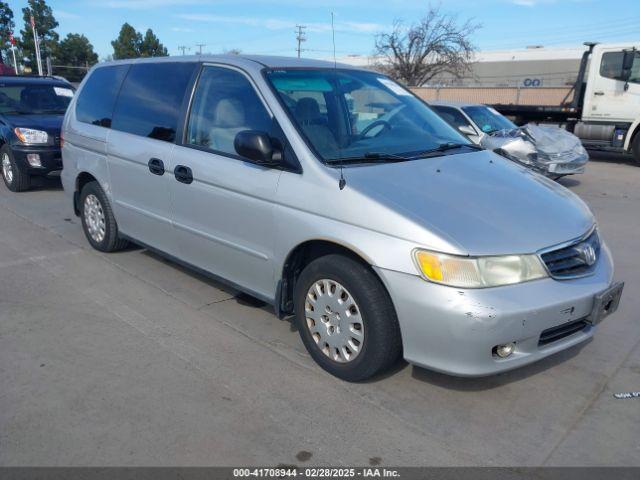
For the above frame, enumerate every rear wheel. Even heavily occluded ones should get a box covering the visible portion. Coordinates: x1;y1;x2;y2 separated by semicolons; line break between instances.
294;254;402;381
1;145;31;192
80;181;129;252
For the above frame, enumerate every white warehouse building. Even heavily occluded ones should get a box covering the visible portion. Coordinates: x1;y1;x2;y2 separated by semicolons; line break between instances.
338;45;586;88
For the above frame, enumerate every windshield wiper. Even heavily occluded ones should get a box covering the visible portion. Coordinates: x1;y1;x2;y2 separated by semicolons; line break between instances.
326;144;482;164
326;151;410;165
404;142;482;159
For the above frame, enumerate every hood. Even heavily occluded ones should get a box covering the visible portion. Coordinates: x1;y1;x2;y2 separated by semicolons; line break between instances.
344;150;594;256
2;114;63;133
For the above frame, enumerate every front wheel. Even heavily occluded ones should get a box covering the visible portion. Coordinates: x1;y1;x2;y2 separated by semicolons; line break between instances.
632;133;640;166
1;145;31;192
294;254;402;381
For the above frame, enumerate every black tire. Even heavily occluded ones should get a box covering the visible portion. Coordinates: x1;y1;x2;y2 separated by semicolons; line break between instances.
294;254;402;381
632;133;640;166
1;145;31;192
79;181;129;252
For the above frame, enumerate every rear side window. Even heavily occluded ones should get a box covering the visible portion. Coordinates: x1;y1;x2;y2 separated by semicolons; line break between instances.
111;62;196;142
76;65;128;127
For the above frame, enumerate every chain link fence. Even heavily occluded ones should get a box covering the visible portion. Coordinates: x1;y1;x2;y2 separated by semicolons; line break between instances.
50;64;91;86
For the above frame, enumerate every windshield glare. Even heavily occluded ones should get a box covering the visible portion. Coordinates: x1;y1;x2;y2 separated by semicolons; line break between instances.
462;106;516;134
266;69;470;162
0;83;73;115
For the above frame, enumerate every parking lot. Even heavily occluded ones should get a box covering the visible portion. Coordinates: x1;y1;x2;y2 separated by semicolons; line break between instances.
1;152;639;467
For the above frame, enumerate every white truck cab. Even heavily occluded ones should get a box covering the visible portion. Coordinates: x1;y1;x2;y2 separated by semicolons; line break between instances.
570;43;640;161
582;44;640;125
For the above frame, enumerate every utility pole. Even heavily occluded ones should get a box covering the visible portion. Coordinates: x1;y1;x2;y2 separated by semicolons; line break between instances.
178;45;189;55
195;43;206;55
295;25;306;58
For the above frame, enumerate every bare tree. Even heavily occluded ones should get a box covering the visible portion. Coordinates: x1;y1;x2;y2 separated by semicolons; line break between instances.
374;5;480;86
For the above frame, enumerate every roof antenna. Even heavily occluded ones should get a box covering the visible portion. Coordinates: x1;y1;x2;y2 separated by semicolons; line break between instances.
331;11;346;190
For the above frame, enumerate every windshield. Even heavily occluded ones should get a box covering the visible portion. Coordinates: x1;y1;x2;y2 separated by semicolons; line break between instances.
0;83;73;115
462;106;516;134
265;69;470;162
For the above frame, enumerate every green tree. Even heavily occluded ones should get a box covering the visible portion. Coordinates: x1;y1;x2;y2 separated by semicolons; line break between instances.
56;33;98;82
19;0;59;72
140;29;167;57
0;1;15;65
111;23;142;59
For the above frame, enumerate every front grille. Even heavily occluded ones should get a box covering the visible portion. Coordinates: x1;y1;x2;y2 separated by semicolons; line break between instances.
540;230;600;279
539;319;588;346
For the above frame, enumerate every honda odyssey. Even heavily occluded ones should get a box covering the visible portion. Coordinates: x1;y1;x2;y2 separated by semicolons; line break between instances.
61;56;623;381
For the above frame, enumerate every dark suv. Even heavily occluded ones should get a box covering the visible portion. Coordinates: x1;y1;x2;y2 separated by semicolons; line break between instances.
0;76;74;191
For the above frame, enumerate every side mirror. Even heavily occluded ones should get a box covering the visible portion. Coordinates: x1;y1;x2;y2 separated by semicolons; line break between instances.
458;125;477;137
622;49;635;72
621;49;636;90
234;130;282;167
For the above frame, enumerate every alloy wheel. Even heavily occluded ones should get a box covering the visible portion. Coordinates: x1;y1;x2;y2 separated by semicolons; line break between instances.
2;153;13;184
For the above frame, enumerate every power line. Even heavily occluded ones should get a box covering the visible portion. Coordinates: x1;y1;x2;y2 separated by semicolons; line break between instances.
195;43;206;55
295;25;306;58
488;16;640;42
178;45;190;55
481;19;640;50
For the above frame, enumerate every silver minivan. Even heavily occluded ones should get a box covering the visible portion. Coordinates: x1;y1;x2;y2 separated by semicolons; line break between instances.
61;56;623;381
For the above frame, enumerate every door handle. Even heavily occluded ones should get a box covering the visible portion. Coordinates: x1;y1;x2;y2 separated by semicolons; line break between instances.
148;157;165;175
594;91;605;96
174;165;193;184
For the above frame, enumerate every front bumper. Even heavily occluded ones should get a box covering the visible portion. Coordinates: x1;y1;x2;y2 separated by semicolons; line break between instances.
544;152;589;176
12;145;62;175
375;243;617;377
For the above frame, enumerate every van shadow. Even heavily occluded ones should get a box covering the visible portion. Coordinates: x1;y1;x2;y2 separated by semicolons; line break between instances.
138;248;299;328
139;248;238;299
407;338;591;391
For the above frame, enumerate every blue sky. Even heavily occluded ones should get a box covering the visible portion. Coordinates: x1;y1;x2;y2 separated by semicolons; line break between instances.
5;0;640;60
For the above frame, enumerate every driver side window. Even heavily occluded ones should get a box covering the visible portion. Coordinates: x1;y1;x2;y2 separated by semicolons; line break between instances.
187;66;272;157
598;51;640;84
600;52;625;81
629;52;640;84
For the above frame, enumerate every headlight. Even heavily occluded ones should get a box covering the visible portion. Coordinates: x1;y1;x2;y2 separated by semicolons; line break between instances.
414;249;548;288
14;128;48;144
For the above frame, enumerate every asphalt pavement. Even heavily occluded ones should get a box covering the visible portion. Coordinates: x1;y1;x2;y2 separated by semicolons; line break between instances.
1;152;639;466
